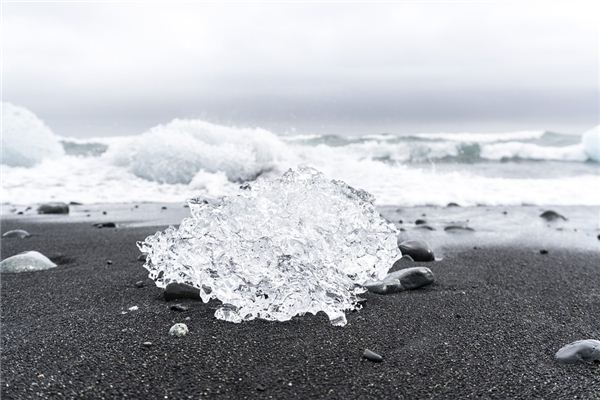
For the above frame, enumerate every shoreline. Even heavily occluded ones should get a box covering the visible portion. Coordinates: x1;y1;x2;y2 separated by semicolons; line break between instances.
2;214;599;398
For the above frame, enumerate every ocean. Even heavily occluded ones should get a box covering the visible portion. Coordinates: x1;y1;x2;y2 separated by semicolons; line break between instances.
1;103;599;207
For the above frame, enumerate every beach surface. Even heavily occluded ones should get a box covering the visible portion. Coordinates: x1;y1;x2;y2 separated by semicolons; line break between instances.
1;207;599;399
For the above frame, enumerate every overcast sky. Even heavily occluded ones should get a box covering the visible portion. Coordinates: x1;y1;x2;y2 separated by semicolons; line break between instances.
2;1;599;137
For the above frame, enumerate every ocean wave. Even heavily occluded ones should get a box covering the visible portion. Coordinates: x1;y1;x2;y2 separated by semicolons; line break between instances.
1;102;64;167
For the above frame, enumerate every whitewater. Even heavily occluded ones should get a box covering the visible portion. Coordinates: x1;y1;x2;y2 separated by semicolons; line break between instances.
2;102;599;206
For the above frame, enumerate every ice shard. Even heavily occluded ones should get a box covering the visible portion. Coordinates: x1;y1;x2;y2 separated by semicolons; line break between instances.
138;167;400;326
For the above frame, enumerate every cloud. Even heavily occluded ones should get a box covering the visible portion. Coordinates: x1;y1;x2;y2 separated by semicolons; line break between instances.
3;1;599;136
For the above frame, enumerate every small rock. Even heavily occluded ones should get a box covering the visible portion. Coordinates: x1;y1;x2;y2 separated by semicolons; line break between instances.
390;255;414;272
106;260;113;265
256;384;266;392
161;206;167;210
169;323;189;337
37;202;69;214
555;339;600;363
69;201;83;205
365;267;434;294
93;222;116;228
164;283;201;301
137;254;147;262
502;210;508;215
398;239;435;262
363;349;383;363
540;210;567;221
0;251;57;273
414;219;426;225
102;211;107;215
134;280;145;288
446;202;460;207
170;304;189;312
142;341;153;347
2;229;31;239
597;234;600;241
444;225;475;232
540;249;549;255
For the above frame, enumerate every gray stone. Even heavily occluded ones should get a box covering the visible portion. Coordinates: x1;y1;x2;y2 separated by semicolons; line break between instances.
170;304;189;312
1;251;57;273
363;349;383;362
555;339;600;363
93;222;116;228
164;283;201;301
134;281;145;288
37;202;69;214
169;323;189;337
444;225;475;232
398;239;435;262
2;229;31;239
365;267;434;294
540;210;567;221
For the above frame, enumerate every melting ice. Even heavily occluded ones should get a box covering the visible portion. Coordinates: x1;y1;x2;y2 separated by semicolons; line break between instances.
138;167;400;326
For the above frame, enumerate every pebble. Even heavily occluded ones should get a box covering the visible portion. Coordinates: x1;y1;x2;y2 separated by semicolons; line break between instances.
555;339;600;363
365;267;434;294
2;229;31;239
106;260;113;265
0;251;57;273
398;239;435;262
539;249;549;255
446;202;460;207
170;304;189;312
137;254;147;262
415;225;435;231
37;202;69;214
134;280;145;288
414;219;426;225
93;222;116;228
363;349;383;363
142;341;153;347
164;283;201;301
444;225;475;232
539;210;567;221
169;323;189;337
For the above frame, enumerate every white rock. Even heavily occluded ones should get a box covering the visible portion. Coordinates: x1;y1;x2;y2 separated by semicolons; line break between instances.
555;339;600;363
169;323;189;337
0;251;57;273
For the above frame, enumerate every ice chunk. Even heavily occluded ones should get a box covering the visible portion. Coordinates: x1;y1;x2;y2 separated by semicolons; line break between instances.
1;102;64;167
555;339;600;363
582;125;599;162
138;167;400;326
0;251;57;273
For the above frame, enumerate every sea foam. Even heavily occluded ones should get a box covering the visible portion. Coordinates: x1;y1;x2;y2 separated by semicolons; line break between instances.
1;102;64;167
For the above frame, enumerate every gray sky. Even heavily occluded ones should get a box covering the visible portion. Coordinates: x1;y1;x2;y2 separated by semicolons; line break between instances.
2;1;599;137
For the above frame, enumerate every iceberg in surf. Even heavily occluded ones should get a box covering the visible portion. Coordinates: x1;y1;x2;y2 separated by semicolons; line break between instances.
138;167;400;326
582;125;600;162
1;102;64;167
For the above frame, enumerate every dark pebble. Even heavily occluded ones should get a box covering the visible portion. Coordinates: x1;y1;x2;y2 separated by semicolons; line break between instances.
363;349;383;363
398;220;403;224
164;283;201;301
134;281;145;288
540;249;549;254
415;219;426;225
161;206;167;210
102;211;107;215
415;225;435;231
444;225;475;232
69;201;83;205
540;210;567;221
106;260;113;265
398;239;435;262
502;211;508;215
137;254;147;262
446;202;460;207
256;384;266;392
37;202;69;215
170;304;189;312
93;222;116;228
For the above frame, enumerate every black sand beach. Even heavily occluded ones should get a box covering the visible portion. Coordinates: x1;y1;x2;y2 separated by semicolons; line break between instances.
1;218;599;399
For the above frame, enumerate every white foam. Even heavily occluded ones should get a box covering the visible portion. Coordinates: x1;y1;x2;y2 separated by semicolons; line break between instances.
105;119;290;184
480;142;587;162
412;130;547;143
582;125;600;162
1;103;64;167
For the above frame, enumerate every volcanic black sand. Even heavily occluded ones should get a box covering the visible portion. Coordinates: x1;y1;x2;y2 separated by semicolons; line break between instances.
1;219;599;399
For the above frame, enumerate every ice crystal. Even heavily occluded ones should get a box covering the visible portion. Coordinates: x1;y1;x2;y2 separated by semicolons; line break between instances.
138;167;400;326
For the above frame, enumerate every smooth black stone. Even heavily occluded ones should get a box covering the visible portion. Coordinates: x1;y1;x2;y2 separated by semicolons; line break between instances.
134;281;145;288
446;202;460;207
415;225;435;231
363;349;383;363
390;255;414;272
137;254;147;262
102;211;107;215
93;222;116;228
170;304;189;312
540;249;549;255
540;210;567;221
69;201;83;205
161;206;167;210
106;260;113;265
415;219;426;225
2;229;31;239
444;225;475;232
37;202;69;215
164;283;201;301
398;239;435;262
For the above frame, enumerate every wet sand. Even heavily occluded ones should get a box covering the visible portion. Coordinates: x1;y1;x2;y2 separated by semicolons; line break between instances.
1;217;599;399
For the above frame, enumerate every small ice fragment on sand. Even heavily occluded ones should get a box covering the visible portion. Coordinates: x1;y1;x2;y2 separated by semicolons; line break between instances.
0;251;57;273
2;229;31;239
128;306;139;311
169;323;189;337
555;339;600;363
139;167;400;326
363;349;383;362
